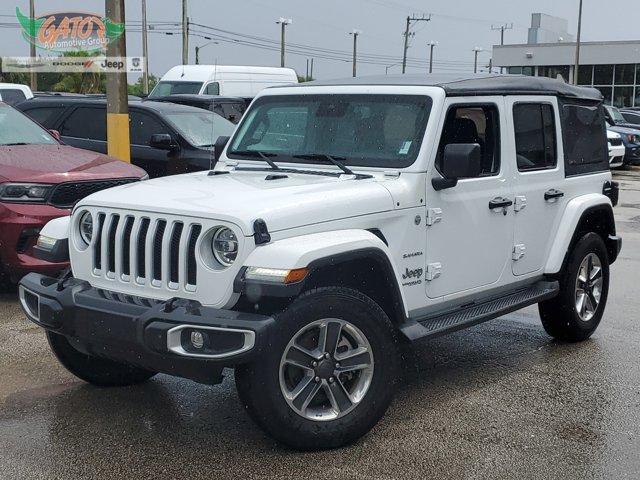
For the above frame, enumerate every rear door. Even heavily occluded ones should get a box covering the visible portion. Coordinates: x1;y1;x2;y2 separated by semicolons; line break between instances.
59;106;107;154
506;96;566;276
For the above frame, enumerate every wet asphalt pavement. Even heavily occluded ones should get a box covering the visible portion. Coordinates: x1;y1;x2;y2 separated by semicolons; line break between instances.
1;171;640;480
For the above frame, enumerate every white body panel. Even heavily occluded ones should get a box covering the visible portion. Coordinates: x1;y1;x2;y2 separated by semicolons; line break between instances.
156;65;298;97
607;130;625;168
40;216;70;240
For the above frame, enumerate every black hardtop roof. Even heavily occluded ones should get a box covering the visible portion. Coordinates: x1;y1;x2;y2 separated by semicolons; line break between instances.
18;96;210;113
298;74;603;102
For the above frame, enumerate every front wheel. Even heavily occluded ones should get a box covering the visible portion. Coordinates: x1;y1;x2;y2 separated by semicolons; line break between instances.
539;232;610;342
235;287;400;450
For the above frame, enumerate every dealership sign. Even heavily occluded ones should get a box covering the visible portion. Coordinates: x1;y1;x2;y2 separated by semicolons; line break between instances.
16;7;125;53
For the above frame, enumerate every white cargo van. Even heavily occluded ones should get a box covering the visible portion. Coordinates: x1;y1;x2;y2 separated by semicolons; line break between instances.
149;65;298;99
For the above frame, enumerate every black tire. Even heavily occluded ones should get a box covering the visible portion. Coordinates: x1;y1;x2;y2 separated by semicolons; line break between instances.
539;232;610;342
235;287;400;450
47;331;156;387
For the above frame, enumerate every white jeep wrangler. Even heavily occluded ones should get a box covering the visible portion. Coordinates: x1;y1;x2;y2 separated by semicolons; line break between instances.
20;75;621;450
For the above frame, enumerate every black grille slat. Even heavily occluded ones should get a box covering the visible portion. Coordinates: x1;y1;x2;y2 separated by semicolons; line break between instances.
49;179;137;209
137;218;150;278
169;223;184;284
93;214;106;270
152;221;167;281
187;225;202;286
610;138;623;147
121;217;134;276
107;215;120;273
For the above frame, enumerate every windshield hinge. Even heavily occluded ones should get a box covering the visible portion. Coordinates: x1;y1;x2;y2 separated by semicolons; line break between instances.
383;171;401;179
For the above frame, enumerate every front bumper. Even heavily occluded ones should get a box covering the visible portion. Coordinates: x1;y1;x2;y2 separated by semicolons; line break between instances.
19;273;275;385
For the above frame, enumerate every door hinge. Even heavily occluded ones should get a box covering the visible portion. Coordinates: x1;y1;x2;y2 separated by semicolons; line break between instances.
514;195;527;212
426;262;442;281
426;208;443;226
513;244;526;261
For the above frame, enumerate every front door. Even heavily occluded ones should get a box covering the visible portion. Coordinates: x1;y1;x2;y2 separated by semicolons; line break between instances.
426;98;515;299
507;97;567;276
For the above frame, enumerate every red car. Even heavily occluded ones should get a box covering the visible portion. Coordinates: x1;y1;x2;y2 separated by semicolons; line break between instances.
0;102;146;284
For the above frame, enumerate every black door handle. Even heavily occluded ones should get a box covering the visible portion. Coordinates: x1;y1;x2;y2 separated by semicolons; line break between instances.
544;189;564;201
489;197;514;210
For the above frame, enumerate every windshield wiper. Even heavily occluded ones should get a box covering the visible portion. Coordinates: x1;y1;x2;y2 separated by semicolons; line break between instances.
230;150;281;170
292;153;354;176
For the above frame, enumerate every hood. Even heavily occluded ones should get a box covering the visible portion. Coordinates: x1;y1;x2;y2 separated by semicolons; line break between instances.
78;170;396;235
0;144;146;183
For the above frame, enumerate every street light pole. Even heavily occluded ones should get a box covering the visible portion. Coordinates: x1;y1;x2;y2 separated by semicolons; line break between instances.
29;0;37;91
473;47;483;74
276;18;292;68
195;40;218;65
350;30;361;77
141;0;149;94
573;0;584;85
427;41;437;74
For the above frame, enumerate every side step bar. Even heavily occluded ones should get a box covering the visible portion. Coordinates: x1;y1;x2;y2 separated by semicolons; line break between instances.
400;280;559;341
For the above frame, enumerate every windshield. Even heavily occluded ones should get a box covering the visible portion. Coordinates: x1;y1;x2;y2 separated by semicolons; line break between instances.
164;111;236;148
149;81;204;98
228;94;432;168
607;106;626;123
0;104;57;146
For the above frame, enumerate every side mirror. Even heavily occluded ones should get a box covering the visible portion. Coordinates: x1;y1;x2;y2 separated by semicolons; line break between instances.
150;133;177;151
432;143;482;191
49;129;61;141
214;135;230;162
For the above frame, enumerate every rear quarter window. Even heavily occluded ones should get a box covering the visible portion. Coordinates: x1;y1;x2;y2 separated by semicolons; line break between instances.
0;89;27;106
559;99;609;176
22;106;65;128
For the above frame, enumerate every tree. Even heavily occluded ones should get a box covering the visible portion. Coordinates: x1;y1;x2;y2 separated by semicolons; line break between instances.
128;74;158;96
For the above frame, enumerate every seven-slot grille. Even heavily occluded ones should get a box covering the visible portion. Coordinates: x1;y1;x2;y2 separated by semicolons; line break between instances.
91;212;202;292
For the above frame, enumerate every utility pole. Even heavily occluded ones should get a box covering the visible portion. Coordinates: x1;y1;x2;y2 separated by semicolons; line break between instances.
350;30;361;77
29;0;37;91
472;47;483;74
276;18;292;68
141;0;149;94
105;0;130;162
574;0;583;85
491;23;513;73
402;14;431;74
182;0;189;64
310;58;314;79
427;41;437;74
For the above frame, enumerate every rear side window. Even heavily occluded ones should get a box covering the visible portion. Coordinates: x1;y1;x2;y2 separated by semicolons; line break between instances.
0;89;27;106
130;111;169;146
60;107;106;141
23;106;64;128
559;99;608;176
513;103;557;171
437;104;500;177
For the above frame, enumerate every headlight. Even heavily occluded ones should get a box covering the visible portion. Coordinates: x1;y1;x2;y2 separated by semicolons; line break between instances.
0;183;53;203
627;134;640;144
212;227;238;266
78;212;93;245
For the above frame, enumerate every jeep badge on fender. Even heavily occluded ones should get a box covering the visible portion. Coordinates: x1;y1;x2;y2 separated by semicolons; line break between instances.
19;75;621;451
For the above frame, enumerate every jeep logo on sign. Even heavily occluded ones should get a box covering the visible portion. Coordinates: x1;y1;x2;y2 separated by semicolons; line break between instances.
16;7;125;53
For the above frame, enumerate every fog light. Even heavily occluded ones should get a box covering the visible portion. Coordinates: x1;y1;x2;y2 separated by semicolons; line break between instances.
190;331;205;349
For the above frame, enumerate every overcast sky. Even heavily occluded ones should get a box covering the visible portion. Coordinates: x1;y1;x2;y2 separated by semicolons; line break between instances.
1;0;634;81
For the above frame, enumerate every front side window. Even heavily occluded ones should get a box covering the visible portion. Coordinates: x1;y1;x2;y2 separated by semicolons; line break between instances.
513;103;557;171
228;94;432;168
436;104;500;177
148;81;203;98
130;111;169;146
205;82;220;95
0;104;57;146
164;111;236;148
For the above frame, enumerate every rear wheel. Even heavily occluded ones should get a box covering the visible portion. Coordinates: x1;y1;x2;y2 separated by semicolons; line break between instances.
235;287;400;450
539;233;610;342
47;332;156;387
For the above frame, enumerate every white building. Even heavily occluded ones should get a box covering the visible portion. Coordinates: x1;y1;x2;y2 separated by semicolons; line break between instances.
493;14;640;107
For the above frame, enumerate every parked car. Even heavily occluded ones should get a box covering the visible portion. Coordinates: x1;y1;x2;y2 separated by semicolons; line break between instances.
619;108;640;126
148;65;298;100
20;75;621;450
149;94;247;124
0;83;34;106
607;130;625;168
607;122;640;166
17;97;236;178
0;102;146;284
